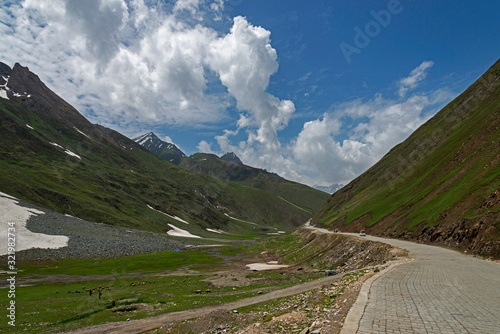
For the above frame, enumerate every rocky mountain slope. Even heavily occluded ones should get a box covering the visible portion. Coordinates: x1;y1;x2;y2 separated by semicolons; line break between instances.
313;59;500;258
220;152;243;164
133;132;186;165
0;62;317;236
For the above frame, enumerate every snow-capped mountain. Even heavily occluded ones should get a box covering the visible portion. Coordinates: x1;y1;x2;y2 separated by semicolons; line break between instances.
133;132;186;165
313;184;343;194
0;62;32;100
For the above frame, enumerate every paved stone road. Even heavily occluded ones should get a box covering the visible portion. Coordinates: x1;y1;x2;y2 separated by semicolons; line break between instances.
345;234;500;334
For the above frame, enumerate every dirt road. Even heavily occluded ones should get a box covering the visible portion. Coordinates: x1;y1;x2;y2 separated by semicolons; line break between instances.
65;272;346;334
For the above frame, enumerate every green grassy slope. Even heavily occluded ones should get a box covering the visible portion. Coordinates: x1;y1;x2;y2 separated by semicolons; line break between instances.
313;59;500;258
179;153;330;214
0;63;313;235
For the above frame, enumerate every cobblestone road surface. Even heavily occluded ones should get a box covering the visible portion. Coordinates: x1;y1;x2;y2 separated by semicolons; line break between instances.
350;234;500;334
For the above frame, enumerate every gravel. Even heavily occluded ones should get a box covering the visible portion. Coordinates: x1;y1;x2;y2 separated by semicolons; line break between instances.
2;197;195;262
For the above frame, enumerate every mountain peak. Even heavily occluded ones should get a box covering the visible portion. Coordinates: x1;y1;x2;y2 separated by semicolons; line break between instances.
221;152;243;164
0;62;36;100
134;132;159;145
134;132;186;165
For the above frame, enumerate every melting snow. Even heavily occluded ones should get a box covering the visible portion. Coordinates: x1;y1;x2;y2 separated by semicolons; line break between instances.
246;262;289;271
0;89;9;100
0;75;9;100
74;127;91;139
166;224;201;238
0;76;30;99
0;192;69;255
136;133;152;146
50;142;81;159
50;142;64;149
147;204;190;224
206;228;227;234
64;149;81;159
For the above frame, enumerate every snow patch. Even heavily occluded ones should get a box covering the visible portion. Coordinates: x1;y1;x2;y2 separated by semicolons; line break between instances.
64;149;81;159
136;133;153;146
50;142;64;149
74;127;91;139
147;204;190;224
0;192;69;255
0;76;30;99
167;224;201;238
50;142;81;159
206;228;227;234
246;262;289;271
0;75;10;100
0;192;17;200
0;88;8;100
138;137;149;145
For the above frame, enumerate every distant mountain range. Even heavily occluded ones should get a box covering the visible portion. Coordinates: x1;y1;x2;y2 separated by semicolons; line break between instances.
313;184;343;194
133;134;330;214
0;62;329;237
313;59;500;258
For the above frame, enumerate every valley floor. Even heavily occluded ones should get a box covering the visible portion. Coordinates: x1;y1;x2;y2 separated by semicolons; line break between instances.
11;191;493;334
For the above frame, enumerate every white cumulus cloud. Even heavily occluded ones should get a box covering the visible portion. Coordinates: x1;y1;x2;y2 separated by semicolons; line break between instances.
0;1;454;188
197;140;214;153
398;60;434;97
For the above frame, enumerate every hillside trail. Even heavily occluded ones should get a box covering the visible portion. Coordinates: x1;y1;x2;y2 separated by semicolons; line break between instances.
335;232;500;334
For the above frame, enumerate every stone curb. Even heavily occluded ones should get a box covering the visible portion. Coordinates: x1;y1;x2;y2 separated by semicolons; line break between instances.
340;259;410;334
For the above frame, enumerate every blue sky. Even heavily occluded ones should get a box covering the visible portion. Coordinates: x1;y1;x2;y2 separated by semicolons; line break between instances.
1;0;499;187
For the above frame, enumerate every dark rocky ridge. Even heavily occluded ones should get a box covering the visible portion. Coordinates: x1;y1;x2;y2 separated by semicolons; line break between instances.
133;132;186;165
221;152;243;164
